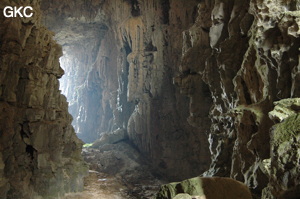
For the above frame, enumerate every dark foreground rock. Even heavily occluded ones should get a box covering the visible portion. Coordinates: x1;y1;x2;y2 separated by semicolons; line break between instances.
0;0;88;198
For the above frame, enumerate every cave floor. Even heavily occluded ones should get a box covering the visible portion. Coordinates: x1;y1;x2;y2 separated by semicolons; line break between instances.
64;142;163;199
64;170;130;199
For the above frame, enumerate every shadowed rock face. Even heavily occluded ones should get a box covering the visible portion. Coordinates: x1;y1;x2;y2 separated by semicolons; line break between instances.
0;0;88;198
175;0;300;198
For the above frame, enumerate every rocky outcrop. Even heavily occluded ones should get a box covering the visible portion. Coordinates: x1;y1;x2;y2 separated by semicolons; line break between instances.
0;1;87;198
263;98;300;199
176;0;300;198
155;177;252;199
82;141;163;198
91;128;128;148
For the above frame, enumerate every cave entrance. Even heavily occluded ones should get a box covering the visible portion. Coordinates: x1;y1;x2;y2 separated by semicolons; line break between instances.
42;13;111;143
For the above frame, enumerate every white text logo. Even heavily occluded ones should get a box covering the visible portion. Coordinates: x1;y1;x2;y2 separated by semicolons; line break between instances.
3;6;33;18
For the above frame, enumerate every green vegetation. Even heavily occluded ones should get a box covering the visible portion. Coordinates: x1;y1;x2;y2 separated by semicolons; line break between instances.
155;177;204;199
83;143;93;148
272;114;300;146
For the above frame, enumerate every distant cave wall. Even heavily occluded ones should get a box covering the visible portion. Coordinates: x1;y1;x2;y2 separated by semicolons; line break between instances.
41;0;212;180
176;0;300;198
0;1;87;198
100;0;212;180
58;43;106;143
41;0;109;143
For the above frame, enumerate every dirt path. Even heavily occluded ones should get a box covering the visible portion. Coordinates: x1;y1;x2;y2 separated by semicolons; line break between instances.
64;170;131;199
64;142;163;199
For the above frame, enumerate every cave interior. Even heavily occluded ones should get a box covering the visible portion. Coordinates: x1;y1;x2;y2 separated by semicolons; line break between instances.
0;0;300;199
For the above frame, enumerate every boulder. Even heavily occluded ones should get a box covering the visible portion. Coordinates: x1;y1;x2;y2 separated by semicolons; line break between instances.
91;128;128;148
155;177;252;199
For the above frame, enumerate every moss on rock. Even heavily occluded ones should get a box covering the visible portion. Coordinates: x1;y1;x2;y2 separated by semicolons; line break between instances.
272;114;300;146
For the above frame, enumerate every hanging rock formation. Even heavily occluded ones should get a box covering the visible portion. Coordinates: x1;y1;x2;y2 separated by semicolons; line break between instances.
102;0;212;180
0;0;88;198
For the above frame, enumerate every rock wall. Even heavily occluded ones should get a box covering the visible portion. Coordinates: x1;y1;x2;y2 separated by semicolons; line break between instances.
0;1;87;198
102;0;212;180
266;98;300;199
176;0;300;198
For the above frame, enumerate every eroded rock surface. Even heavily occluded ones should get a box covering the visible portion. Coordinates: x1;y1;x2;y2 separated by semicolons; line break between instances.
0;1;87;198
155;177;252;199
262;98;300;199
176;0;300;198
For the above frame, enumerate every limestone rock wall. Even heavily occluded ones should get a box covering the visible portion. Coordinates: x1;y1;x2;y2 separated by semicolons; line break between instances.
41;0;109;143
101;0;211;180
176;0;300;198
0;1;87;198
265;98;300;199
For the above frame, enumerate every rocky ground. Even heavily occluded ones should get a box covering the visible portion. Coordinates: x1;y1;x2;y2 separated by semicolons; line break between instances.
64;171;127;199
64;138;164;199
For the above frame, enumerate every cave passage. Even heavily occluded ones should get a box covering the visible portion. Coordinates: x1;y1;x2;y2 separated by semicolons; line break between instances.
0;0;299;199
58;45;164;198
